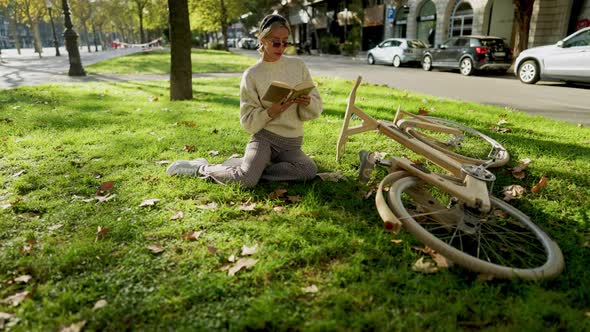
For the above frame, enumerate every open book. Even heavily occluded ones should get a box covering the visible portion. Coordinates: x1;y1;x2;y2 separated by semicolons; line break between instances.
261;80;316;103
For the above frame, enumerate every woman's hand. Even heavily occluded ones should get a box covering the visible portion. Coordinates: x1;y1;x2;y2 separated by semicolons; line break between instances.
292;95;311;107
267;97;294;118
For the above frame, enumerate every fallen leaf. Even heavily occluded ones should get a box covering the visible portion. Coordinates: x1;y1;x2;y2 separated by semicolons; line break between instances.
196;202;218;210
95;226;109;242
208;150;219;156
502;185;526;202
287;195;302;203
241;244;258;256
155;160;170;165
147;243;165;254
531;176;549;193
229;153;241;159
96;181;114;196
59;320;86;332
228;254;236;263
0;311;15;327
269;189;288;200
317;172;346;182
139;198;160;207
497;119;509;125
585;311;590;317
21;239;36;255
228;258;259;276
364;188;376;200
1;203;11;210
374;152;388;160
149;97;159;102
12;170;25;177
417;107;429;115
1;291;30;307
95;194;116;204
302;285;319;293
273;206;285;213
92;299;108;310
493;209;508;219
207;246;217;254
476;274;495;281
183;145;195;152
411;257;438;274
578;123;584;128
237;201;257;211
48;224;63;231
391;239;403;244
182;230;202;241
171;210;184;220
13;275;32;284
430;252;452;268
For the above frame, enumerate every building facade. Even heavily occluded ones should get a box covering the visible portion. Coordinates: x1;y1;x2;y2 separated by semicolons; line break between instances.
288;0;589;51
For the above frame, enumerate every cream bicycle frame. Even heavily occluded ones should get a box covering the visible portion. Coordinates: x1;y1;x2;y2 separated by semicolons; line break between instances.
336;76;493;217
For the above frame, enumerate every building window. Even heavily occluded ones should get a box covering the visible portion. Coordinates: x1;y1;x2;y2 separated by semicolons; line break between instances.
394;5;409;38
449;1;473;37
417;0;436;45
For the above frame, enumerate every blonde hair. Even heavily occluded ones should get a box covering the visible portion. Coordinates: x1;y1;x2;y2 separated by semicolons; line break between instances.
256;14;291;54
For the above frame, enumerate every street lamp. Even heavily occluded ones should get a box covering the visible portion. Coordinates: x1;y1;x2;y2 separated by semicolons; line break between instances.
46;0;61;56
61;0;86;76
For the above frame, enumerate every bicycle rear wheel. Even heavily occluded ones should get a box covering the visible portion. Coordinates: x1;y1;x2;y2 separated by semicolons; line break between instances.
387;175;564;280
404;116;509;167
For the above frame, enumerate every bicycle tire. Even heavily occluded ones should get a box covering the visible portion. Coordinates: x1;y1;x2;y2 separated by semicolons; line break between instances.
405;116;509;167
387;175;564;280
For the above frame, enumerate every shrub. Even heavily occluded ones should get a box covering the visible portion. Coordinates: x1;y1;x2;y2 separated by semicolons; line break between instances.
320;36;340;55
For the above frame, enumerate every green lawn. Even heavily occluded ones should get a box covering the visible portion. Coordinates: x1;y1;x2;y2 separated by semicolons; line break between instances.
1;74;589;330
86;49;257;74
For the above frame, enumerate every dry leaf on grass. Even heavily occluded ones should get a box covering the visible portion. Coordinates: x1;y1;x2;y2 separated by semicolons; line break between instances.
302;285;319;293
237;201;257;211
12;170;25;177
95;226;109;242
1;203;11;210
477;274;495;281
208;150;220;156
59;320;87;332
140;198;160;207
241;244;258;256
391;239;403;244
412;246;453;268
531;176;549;193
147;243;165;254
507;159;532;179
155;160;170;165
287;195;302;203
269;189;288;200
273;206;286;213
48;224;63;231
497;119;509;125
171;210;184;220
93;299;108;310
1;291;30;307
502;185;526;202
228;254;236;263
207;246;217;254
197;202;218;210
14;275;32;284
183;145;195;152
0;312;16;329
227;258;259;276
317;172;346;182
96;181;114;196
411;257;438;273
182;230;202;241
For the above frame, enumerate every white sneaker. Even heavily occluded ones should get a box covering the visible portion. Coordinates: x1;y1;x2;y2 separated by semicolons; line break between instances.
166;158;209;176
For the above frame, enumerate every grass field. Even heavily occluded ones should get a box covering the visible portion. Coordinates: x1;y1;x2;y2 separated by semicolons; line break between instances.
1;50;590;330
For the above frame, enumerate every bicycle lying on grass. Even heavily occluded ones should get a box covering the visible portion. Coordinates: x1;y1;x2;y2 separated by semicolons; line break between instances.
336;76;564;280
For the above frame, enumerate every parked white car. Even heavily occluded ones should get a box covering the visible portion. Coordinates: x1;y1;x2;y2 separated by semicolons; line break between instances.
515;27;590;84
367;38;428;67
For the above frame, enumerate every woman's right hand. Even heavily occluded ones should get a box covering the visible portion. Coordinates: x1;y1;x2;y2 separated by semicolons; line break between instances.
267;97;294;118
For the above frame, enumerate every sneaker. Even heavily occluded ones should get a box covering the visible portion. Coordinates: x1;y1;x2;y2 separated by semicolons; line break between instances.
166;158;209;176
358;150;375;183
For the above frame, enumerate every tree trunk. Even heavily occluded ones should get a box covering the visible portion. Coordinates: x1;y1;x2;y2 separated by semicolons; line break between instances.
512;0;535;57
139;10;145;44
9;5;21;54
31;22;43;58
168;0;193;101
93;25;100;52
84;24;92;53
219;0;228;50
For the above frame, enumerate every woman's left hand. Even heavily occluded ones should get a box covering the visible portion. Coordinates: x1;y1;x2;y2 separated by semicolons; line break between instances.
292;95;311;107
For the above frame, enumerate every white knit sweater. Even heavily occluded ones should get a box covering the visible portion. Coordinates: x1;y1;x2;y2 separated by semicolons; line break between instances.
239;56;323;138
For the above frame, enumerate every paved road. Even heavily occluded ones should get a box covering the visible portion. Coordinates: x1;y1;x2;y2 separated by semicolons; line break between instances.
2;47;589;125
233;49;590;125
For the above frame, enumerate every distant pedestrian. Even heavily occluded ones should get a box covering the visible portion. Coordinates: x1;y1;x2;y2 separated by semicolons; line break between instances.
166;14;323;188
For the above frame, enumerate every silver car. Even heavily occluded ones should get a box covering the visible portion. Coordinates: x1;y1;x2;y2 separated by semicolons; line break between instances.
515;27;590;84
367;38;428;67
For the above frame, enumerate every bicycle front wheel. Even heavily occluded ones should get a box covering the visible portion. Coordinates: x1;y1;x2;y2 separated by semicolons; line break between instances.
405;116;509;167
387;175;564;280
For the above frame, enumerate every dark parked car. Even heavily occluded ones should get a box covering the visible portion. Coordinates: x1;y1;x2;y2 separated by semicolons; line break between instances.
421;36;512;76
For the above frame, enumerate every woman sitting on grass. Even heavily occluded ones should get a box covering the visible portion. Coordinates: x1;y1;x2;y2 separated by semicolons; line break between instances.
167;14;323;188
